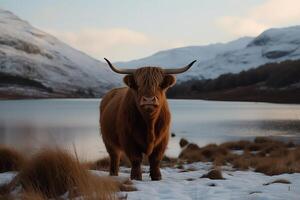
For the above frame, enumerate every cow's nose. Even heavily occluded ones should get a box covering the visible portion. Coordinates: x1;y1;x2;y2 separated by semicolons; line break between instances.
140;96;159;106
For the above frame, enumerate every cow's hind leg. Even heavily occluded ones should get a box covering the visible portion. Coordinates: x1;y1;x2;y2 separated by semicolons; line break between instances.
107;146;121;176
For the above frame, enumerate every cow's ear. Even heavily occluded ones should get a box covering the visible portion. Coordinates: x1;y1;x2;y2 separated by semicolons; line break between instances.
161;75;176;89
124;75;137;89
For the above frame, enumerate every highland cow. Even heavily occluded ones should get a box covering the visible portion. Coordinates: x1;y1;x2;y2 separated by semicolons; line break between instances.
100;58;195;180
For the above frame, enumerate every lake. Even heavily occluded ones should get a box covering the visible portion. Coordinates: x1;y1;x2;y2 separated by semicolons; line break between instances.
0;99;300;161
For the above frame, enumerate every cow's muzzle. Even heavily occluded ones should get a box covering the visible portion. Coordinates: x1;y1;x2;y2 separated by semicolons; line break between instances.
140;96;159;107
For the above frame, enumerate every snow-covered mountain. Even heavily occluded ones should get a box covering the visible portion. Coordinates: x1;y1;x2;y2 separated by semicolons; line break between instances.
0;9;120;98
117;26;300;82
1;8;300;99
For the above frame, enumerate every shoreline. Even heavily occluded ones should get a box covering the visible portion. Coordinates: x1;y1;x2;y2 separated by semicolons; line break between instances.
1;96;300;105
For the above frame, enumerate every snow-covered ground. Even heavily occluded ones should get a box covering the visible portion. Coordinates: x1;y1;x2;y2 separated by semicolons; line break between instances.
2;162;298;200
123;163;300;200
111;163;300;200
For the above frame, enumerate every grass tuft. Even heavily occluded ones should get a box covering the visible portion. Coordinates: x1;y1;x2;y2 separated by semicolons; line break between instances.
2;148;118;199
0;146;25;173
179;137;300;176
201;169;224;180
179;138;189;148
263;179;291;185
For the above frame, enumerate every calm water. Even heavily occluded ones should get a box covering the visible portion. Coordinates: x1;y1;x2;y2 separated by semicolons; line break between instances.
0;99;300;161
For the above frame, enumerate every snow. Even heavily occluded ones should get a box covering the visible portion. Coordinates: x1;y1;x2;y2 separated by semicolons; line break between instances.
1;162;299;199
0;172;16;186
117;26;300;82
0;9;121;97
123;163;300;200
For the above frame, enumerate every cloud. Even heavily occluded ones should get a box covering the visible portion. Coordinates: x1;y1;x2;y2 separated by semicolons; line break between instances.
217;16;267;36
47;28;150;61
47;28;185;61
216;0;300;37
252;0;300;24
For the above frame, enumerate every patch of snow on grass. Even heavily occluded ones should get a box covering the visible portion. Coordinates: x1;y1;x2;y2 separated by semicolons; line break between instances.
0;172;16;186
1;162;299;200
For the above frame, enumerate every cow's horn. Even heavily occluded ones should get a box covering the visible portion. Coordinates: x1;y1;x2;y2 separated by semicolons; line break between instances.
163;60;197;74
104;58;136;74
104;58;196;74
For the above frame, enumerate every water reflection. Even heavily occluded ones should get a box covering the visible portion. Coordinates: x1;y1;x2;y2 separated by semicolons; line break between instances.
0;99;299;161
0;123;107;161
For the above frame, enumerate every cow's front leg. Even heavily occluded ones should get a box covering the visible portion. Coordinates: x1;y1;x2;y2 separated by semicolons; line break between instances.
128;153;143;180
149;154;161;180
149;137;168;181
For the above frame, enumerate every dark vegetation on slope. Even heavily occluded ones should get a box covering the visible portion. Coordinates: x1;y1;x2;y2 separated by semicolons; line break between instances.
0;36;53;59
0;72;98;99
168;60;300;103
0;72;53;92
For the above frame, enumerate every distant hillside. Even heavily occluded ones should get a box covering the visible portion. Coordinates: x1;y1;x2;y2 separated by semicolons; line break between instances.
168;60;300;103
0;9;120;99
119;26;300;82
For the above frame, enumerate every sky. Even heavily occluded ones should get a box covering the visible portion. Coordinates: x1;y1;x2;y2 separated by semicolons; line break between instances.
1;0;300;61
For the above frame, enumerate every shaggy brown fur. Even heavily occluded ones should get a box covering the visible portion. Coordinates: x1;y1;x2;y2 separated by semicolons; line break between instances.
100;67;176;180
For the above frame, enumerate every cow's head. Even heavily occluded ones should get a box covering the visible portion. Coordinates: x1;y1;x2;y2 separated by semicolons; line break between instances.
104;58;196;117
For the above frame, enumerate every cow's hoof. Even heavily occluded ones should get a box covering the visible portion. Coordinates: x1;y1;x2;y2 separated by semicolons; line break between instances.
130;171;142;180
150;169;161;181
131;174;142;181
150;175;161;181
109;171;118;176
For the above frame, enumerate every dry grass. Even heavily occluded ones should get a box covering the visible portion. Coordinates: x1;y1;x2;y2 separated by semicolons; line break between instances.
201;169;224;180
179;138;189;148
220;140;251;151
263;178;291;185
0;145;25;173
87;154;180;171
179;137;300;176
1;149;119;199
20;191;46;200
86;155;131;171
86;156;111;171
119;179;137;192
160;156;181;168
179;143;229;163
